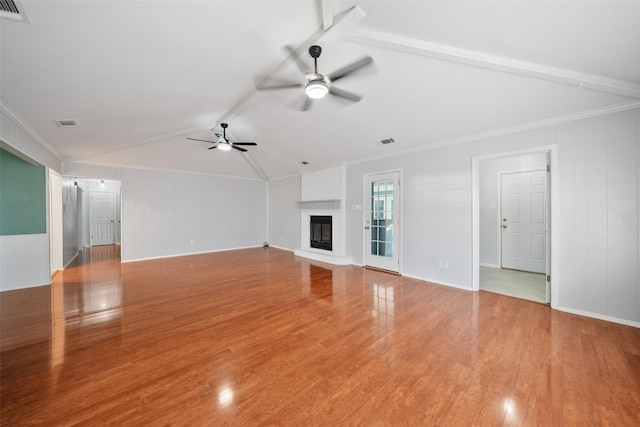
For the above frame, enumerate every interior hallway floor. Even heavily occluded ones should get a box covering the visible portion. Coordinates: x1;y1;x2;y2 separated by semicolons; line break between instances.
480;266;546;303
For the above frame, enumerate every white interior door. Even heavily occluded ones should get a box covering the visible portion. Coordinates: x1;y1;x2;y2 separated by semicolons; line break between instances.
90;191;116;246
365;172;400;272
501;170;546;273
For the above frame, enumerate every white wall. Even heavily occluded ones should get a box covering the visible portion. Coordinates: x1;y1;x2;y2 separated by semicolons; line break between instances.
346;143;474;289
63;163;268;262
344;107;640;325
1;108;61;291
557;110;639;324
479;152;547;267
268;176;301;250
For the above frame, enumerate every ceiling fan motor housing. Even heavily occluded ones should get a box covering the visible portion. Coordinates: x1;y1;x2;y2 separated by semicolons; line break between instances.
308;45;322;59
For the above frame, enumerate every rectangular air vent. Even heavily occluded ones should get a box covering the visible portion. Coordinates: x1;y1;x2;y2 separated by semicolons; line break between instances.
1;0;30;22
55;119;79;128
380;138;395;145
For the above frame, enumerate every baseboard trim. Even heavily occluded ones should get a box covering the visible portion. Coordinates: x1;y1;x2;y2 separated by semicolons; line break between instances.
122;245;264;263
558;306;640;328
402;273;472;291
480;262;500;268
364;266;401;275
63;251;80;269
267;245;293;252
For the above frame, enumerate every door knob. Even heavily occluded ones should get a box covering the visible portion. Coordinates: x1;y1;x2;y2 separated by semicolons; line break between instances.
364;226;370;230
502;224;507;229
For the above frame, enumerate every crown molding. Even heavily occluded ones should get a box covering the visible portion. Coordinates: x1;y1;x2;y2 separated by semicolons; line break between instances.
346;100;640;168
344;28;640;99
0;98;63;160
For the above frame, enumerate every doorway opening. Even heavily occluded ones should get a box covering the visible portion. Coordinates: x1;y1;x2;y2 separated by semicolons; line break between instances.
61;177;122;267
472;147;558;306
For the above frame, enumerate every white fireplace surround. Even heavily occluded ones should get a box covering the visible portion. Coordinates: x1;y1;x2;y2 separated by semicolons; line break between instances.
293;166;353;265
294;208;353;265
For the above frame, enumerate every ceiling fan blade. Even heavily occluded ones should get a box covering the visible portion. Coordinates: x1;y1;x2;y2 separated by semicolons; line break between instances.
329;86;362;102
284;45;310;74
208;145;217;150
232;142;257;146
231;145;248;152
301;96;313;111
187;137;216;144
256;80;304;91
327;56;373;82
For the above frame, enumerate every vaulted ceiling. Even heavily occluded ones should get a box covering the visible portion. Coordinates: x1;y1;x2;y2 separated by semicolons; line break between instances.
2;1;639;180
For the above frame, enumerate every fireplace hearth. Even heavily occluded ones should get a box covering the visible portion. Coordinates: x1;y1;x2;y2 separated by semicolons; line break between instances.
310;215;332;251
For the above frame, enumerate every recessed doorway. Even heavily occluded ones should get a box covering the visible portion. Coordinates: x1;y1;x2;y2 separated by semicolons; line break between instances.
472;147;558;306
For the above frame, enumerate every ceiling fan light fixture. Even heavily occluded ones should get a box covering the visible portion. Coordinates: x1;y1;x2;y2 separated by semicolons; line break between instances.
218;143;232;151
305;80;329;99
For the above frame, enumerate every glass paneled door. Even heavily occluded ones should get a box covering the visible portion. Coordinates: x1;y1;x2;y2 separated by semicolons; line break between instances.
365;172;400;272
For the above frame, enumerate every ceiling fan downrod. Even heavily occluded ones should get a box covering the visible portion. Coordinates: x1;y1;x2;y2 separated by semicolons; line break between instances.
309;45;322;74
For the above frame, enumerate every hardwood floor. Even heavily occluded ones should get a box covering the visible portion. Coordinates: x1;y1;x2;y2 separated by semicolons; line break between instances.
2;246;639;425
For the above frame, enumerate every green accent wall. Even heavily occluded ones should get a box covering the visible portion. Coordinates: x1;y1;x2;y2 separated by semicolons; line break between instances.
0;148;46;235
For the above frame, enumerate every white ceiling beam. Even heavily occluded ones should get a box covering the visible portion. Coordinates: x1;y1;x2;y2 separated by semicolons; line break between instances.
344;28;640;99
241;152;269;181
192;5;366;132
65;6;368;170
321;0;334;31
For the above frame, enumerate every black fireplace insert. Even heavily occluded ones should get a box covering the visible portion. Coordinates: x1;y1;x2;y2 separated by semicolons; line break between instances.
310;215;332;251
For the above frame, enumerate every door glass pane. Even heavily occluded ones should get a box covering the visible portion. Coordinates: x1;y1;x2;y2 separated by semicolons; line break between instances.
369;177;395;258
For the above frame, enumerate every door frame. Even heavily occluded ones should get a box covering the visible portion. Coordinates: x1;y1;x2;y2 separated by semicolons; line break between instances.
49;169;63;274
363;169;402;273
78;178;122;249
472;146;559;309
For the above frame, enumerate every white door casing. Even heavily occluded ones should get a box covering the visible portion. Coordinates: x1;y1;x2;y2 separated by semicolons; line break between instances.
364;172;400;272
90;191;116;246
500;170;546;273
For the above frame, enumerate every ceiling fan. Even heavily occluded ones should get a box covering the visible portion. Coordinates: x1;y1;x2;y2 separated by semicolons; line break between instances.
257;45;373;111
187;123;257;152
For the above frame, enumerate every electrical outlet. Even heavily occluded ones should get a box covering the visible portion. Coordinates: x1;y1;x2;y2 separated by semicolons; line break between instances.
437;260;443;268
190;240;195;246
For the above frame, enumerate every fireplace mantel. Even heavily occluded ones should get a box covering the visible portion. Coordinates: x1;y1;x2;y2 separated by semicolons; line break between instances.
297;199;341;209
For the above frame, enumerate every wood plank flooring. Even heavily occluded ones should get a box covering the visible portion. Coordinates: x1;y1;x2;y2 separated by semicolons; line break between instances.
2;245;639;425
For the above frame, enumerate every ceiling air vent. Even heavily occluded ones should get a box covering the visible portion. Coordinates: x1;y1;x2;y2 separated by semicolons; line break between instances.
55;119;79;128
380;138;395;145
1;0;30;22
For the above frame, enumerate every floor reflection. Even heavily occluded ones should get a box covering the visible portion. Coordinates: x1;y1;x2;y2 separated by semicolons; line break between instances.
59;245;123;327
309;264;333;300
371;283;394;329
